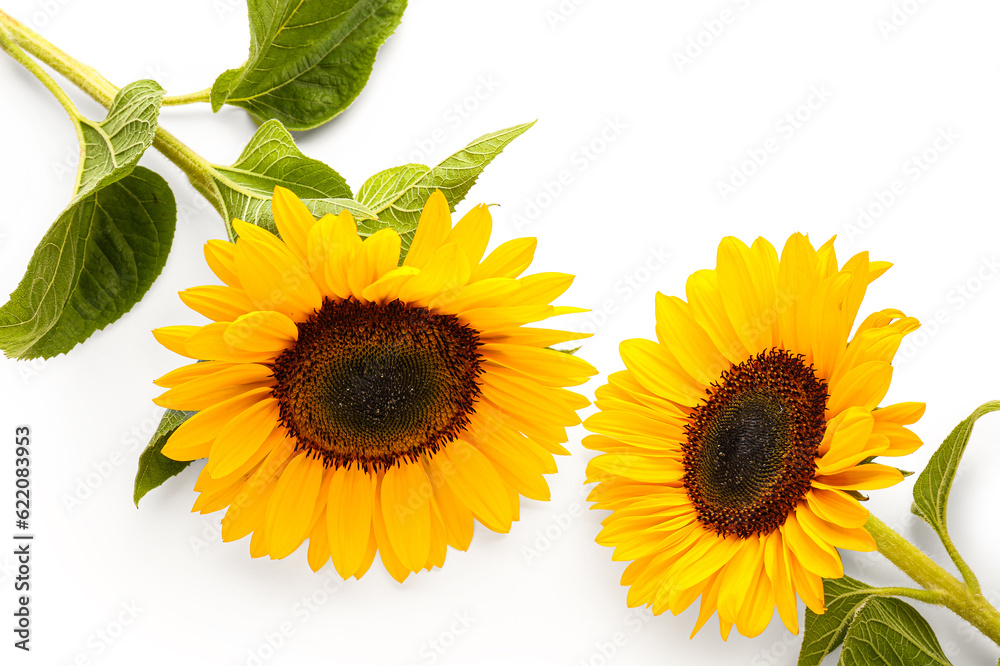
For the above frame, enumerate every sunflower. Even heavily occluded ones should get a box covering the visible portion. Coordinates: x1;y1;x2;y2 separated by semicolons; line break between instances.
584;234;924;638
151;187;595;581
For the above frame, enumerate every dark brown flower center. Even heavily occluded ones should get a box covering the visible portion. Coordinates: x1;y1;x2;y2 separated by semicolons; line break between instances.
270;298;483;470
683;348;828;538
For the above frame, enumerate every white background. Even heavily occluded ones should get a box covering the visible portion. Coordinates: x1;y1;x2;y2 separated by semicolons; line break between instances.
2;0;1000;664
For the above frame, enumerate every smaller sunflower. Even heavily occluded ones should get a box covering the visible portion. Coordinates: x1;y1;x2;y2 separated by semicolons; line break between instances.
584;233;923;638
152;187;596;580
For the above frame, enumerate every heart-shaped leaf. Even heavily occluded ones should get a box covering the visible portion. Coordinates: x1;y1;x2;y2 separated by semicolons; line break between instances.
211;0;407;130
0;168;176;359
798;576;885;666
838;597;952;666
74;79;163;197
0;80;170;359
195;119;376;236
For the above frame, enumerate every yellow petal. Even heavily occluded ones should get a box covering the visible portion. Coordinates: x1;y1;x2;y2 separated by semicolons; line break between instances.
471;237;536;281
327;466;376;579
475;438;551;501
220;438;295;542
735;563;774;638
586;453;684;485
404;190;451;269
654;292;728;386
264;452;324;559
153;363;274;411
619;338;705;407
788;549;826;614
686;269;747;364
154;360;237;388
371;475;412;583
775;233;819;355
307;509;331;572
398;243;471;308
481;343;596;386
813;464;904;491
840;251;887;339
207;396;281;478
437;441;512;533
310;211;361;298
691;571;725;637
161;387;273;460
206;426;287;486
223;311;298;353
352;526;379;579
458;304;554;331
361;266;419;304
782;512;843;578
348;228;402;300
445;203;492;265
152;325;199;358
233;220;323;320
815;407;876;474
428;464;474;550
827;361;893;415
816;236;838;277
668;531;743;590
179;285;256;322
717;538;764;620
805;488;869;529
446;278;521;312
380;462;432;572
717;237;776;355
828;325;906;388
271;186;315;264
510;272;575;305
763;531;799;635
482;325;590;349
874;421;923;457
796;502;875;552
204;239;240;287
426;502;449;569
184;322;279;363
807;272;852;379
874;401;925;426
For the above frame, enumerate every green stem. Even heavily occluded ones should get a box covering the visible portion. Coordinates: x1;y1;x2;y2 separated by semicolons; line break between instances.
162;88;212;106
867;514;1000;647
0;8;226;222
874;586;948;606
0;24;81;122
941;529;983;596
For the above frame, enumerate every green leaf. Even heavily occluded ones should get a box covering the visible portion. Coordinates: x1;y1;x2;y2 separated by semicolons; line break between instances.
912;401;1000;537
838;597;952;666
134;409;194;506
197;119;376;236
356;122;534;251
0;80;168;359
798;576;885;666
73;80;163;198
211;0;407;130
554;346;581;355
0;168;176;359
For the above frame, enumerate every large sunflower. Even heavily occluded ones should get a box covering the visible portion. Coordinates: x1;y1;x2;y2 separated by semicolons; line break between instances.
584;234;923;638
152;187;595;581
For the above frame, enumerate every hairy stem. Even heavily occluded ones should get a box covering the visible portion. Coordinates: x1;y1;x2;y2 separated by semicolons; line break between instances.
0;8;226;221
162;87;213;106
940;529;983;597
867;514;1000;647
0;25;81;121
